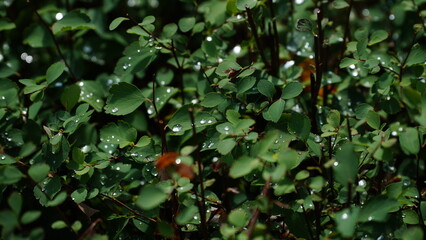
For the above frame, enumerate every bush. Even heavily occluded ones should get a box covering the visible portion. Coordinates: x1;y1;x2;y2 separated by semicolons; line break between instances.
0;0;425;239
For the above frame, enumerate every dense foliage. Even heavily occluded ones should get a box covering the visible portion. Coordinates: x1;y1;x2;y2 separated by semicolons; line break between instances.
0;0;426;239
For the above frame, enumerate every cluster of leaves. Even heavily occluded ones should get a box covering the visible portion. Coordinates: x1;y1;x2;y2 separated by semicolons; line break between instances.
0;0;426;239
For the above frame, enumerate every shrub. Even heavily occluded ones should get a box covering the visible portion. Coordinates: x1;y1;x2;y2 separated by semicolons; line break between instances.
0;0;425;239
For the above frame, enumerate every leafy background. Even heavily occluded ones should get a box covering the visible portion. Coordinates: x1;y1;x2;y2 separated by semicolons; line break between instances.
0;0;425;239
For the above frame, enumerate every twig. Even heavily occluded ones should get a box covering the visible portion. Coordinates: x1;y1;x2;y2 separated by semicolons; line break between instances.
399;32;419;82
188;107;208;239
411;0;426;33
126;14;172;51
99;193;157;223
339;0;354;61
247;178;271;238
171;40;185;105
77;218;101;240
267;0;280;77
346;115;352;142
246;7;270;70
150;78;168;154
415;154;426;231
28;0;78;82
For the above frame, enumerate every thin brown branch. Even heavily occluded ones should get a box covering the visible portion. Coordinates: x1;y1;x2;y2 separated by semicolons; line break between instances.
247;177;271;238
27;0;78;82
188;107;208;239
246;7;270;70
99;193;157;223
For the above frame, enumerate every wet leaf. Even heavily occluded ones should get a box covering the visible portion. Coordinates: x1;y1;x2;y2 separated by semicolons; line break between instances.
109;17;128;31
229;156;259;178
399;127;420;155
28;163;50;183
52;11;93;34
368;30;389;45
100;121;137;148
105;82;145;115
295;18;313;32
282;82;303;99
178;17;196;32
334;143;358;185
136;185;169;210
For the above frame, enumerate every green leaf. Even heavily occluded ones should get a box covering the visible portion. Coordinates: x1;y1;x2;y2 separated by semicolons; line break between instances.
0;165;24;185
355;103;373;119
229;156;259;178
51;220;67;229
28;163;50;183
405;43;426;66
140;16;155;26
217;138;236;155
176;205;198;225
8;192;22;215
52;11;93;34
71;220;82;232
339;58;358;68
0;79;20;108
399;127;420;155
201;92;226;108
60;84;80;111
136;185;169;210
100;121;137;148
366;110;380;129
236;0;257;10
42;137;70;170
216;60;241;77
0;18;16;31
263;99;285;123
282;82;303;99
167;105;217;134
78;80;105;112
402;227;424;240
71;188;88;203
257;80;275;98
178;17;196;32
136;136;151;147
104;82;145;115
295;170;309;180
332;0;349;9
295;18;313;32
23;24;54;48
358;196;400;222
335;207;359;238
327;109;341;128
334;143;358;185
368;30;389;46
109;17;128;31
162;23;178;38
288;113;311;140
228;208;249;227
46;61;65;84
21;211;42;225
402;209;419;224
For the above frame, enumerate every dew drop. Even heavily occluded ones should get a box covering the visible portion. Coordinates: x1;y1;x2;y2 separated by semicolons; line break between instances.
111;107;119;113
314;135;321;143
172;124;182;132
342;213;349;220
175;158;181;164
200;119;206;125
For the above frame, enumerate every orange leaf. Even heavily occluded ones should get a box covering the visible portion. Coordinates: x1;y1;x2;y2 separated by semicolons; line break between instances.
155;152;180;170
